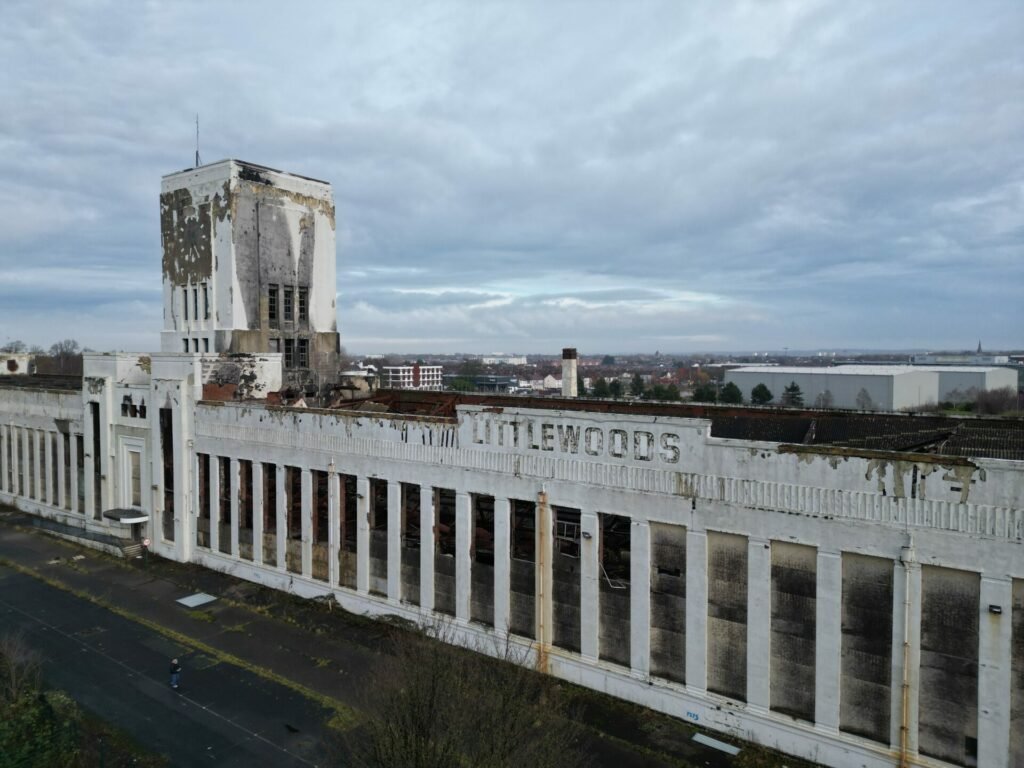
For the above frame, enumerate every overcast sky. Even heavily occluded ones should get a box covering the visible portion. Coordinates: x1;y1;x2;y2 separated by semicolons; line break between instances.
1;1;1021;355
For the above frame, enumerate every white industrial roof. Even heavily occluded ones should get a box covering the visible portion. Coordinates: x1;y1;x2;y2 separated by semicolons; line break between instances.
730;366;923;376
731;365;1006;376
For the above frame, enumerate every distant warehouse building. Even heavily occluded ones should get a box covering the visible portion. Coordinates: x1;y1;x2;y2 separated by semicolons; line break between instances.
726;365;1017;411
917;366;1018;400
726;366;938;411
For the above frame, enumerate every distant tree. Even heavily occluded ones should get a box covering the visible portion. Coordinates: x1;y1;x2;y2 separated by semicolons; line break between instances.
458;358;483;377
46;339;82;375
601;355;616;366
27;345;45;355
975;386;1018;415
592;378;611;398
448;378;475;392
608;380;624;399
576;376;586;397
719;382;743;404
692;384;718;403
665;383;680;401
649;384;667;401
0;340;26;353
813;389;835;409
855;388;874;410
750;383;773;405
630;373;644;397
781;381;804;407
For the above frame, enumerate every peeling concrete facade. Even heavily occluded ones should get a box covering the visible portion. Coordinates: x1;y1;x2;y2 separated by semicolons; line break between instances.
160;160;339;391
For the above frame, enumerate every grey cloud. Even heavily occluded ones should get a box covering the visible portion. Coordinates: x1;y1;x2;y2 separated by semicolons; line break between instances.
0;0;1021;352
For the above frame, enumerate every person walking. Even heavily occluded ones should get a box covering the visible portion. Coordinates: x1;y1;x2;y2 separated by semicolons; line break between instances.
169;658;181;689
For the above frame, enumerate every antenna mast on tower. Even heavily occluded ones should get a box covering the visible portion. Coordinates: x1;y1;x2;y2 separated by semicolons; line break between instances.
195;114;201;168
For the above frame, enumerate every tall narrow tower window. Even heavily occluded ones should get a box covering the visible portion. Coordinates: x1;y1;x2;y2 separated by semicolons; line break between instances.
203;283;210;319
284;338;295;368
298;288;308;323
268;285;279;328
297;339;309;368
192;287;198;323
284;288;294;321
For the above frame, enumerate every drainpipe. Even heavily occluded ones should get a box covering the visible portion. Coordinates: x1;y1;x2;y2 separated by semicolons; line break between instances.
899;540;916;768
536;488;552;674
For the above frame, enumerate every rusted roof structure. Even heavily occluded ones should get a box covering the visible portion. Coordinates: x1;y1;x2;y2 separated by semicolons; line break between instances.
333;390;1024;461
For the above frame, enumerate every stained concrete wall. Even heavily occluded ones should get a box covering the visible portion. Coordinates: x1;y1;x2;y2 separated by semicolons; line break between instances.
919;566;979;767
649;522;686;683
1011;579;1024;767
707;531;747;701
839;553;893;743
160;160;339;387
770;541;816;721
6;384;1024;768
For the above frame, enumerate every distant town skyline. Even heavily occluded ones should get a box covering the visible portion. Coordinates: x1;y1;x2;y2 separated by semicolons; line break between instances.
1;1;1021;354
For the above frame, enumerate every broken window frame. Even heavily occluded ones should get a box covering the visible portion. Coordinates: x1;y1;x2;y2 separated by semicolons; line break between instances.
268;284;279;328
283;287;294;322
297;339;309;368
298;287;308;323
284;338;295;368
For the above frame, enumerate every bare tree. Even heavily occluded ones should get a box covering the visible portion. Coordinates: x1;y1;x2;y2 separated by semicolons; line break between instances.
0;631;42;704
349;624;585;768
1;340;26;354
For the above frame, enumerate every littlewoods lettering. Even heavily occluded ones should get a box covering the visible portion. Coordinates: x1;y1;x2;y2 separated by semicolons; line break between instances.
470;416;682;464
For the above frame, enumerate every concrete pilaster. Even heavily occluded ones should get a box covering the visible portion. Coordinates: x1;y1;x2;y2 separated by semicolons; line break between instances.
815;550;842;730
275;465;287;571
580;511;600;660
747;537;772;710
14;427;23;497
209;456;220;553
12;427;21;497
300;468;312;577
43;431;53;506
685;529;708;692
630;520;651;677
230;458;241;558
356;476;370;593
0;425;8;495
420;486;435;612
192;453;201;549
455;492;472;621
977;577;1012;767
493;497;511;635
81;423;92;520
34;430;43;502
252;462;264;566
890;550;922;755
69;433;78;514
387;480;401;603
22;428;32;500
327;471;339;586
57;433;66;510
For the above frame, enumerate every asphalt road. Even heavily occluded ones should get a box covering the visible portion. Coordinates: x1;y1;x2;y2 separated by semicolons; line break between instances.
0;565;340;767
